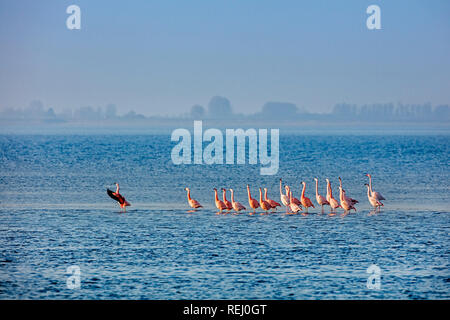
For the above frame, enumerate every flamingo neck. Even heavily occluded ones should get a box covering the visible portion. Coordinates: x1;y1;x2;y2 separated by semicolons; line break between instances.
222;190;227;202
279;180;283;196
326;181;331;197
301;183;306;198
214;190;219;201
115;185;119;194
366;186;371;197
264;189;268;201
186;189;192;200
247;187;252;201
368;176;374;194
315;180;319;197
230;190;235;203
259;189;263;202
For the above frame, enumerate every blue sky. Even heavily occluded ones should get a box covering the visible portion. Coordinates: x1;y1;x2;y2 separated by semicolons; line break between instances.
1;0;449;115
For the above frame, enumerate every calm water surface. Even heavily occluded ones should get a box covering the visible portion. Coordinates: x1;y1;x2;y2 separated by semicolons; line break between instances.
0;134;449;299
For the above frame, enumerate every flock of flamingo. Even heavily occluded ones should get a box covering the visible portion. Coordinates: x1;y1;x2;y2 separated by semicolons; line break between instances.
107;174;385;214
106;174;386;214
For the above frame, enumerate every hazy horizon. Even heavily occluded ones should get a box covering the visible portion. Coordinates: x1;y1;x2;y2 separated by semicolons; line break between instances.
1;0;449;116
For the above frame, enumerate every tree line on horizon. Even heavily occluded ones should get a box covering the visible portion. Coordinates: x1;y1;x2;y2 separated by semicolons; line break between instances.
1;96;449;123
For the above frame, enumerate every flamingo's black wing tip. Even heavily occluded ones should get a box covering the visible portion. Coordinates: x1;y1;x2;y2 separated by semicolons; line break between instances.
107;189;120;202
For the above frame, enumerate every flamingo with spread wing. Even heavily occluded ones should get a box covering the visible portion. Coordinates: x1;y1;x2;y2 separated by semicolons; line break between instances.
107;183;130;211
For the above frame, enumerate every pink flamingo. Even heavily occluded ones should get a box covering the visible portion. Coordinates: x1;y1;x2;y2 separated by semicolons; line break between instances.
288;190;302;214
339;177;359;205
326;179;341;213
259;188;272;214
366;174;385;201
229;188;246;212
286;185;303;211
107;183;131;211
264;187;281;211
184;187;203;209
221;188;233;211
213;188;227;213
288;185;302;206
247;185;260;213
300;181;315;213
339;186;356;213
279;179;290;213
365;184;384;211
314;178;329;212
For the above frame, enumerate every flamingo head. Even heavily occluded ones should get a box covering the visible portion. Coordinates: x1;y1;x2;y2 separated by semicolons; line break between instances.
366;173;371;177
314;178;318;181
213;188;217;191
264;187;267;191
301;181;305;185
184;187;189;191
229;188;234;193
326;178;329;183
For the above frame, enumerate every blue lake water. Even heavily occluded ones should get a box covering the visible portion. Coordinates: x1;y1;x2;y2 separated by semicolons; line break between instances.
0;134;449;299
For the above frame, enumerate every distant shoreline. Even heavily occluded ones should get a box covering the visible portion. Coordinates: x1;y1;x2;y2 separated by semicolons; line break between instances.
1;120;449;135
